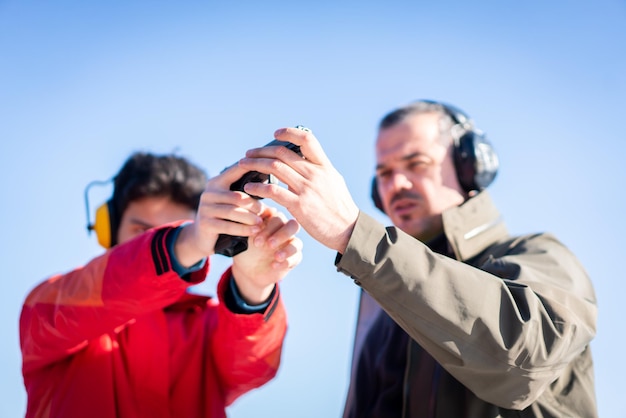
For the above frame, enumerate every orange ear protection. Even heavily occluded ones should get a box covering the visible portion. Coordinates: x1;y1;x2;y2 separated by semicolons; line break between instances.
371;100;499;212
85;180;118;249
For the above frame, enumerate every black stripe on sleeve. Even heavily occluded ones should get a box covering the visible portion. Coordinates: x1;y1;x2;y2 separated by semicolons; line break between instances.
263;287;280;322
151;228;170;275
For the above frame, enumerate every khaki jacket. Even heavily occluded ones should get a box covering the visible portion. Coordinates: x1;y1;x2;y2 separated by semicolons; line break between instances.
338;191;597;418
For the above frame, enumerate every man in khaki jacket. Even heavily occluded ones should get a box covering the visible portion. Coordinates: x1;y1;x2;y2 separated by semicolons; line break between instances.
239;100;598;417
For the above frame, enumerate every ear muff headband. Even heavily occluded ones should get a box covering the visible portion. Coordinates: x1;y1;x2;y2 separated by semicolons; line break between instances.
85;180;118;249
371;100;499;213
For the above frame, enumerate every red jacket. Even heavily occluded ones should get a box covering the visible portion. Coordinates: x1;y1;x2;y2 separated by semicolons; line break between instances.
20;225;287;418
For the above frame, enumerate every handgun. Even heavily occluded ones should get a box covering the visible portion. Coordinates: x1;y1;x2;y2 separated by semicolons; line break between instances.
214;137;303;257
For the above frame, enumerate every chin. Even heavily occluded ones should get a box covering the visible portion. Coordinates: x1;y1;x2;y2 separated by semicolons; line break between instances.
392;213;433;238
392;218;420;238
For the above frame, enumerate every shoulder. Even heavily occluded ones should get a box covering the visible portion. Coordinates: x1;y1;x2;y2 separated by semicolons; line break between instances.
486;231;569;258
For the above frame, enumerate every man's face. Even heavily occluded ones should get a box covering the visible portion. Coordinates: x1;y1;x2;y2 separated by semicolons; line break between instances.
117;196;196;244
375;112;465;242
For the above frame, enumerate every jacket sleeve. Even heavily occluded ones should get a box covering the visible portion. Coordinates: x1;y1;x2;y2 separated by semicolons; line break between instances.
20;223;208;374
210;268;287;406
336;212;597;410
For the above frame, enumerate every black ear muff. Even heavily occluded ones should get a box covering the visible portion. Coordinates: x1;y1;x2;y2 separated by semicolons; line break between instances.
441;102;499;193
453;130;498;192
371;177;384;212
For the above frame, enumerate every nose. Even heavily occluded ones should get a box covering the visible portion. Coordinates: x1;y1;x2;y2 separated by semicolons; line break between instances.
380;170;413;203
388;170;413;192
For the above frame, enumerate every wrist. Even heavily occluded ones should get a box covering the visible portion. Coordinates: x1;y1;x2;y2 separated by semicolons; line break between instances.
166;225;207;279
230;264;275;305
174;223;211;268
227;275;274;313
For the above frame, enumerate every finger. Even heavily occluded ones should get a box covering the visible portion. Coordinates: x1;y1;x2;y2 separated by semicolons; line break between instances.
258;204;279;220
243;126;325;168
273;126;331;166
239;139;321;202
242;181;300;213
202;216;262;238
197;196;264;228
212;161;257;190
253;216;298;248
272;237;304;267
199;189;264;216
242;144;309;186
252;209;286;243
266;219;300;249
237;155;299;195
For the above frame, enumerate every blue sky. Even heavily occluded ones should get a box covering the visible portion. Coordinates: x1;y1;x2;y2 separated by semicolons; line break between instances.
1;1;625;417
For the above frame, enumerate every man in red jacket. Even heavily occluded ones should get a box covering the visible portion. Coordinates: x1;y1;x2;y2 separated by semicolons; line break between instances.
20;152;302;418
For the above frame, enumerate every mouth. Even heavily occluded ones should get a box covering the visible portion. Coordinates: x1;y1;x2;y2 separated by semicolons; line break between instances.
390;199;419;217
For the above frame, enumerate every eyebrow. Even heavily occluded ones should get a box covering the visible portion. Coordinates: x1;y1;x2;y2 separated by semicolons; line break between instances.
375;151;424;171
128;218;155;229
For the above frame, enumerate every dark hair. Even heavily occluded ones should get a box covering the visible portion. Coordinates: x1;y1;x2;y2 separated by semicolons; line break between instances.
109;152;207;244
378;100;456;146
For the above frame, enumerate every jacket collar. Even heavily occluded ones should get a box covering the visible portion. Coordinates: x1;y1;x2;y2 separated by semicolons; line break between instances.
442;190;508;261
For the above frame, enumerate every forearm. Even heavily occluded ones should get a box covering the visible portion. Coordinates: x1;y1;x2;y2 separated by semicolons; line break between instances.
211;270;287;405
20;224;207;371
